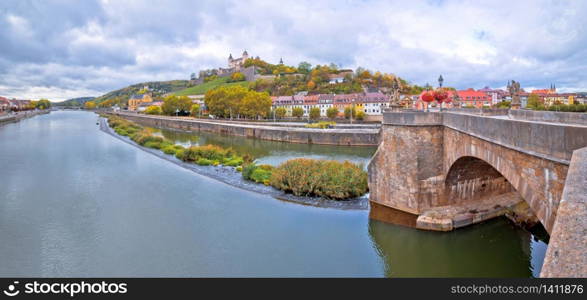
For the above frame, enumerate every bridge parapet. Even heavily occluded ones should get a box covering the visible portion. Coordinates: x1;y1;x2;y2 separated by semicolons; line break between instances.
509;109;587;126
541;147;587;277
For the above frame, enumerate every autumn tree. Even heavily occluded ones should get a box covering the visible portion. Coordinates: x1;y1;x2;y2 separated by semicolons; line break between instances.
292;107;304;119
344;106;356;119
145;105;162;115
309;107;321;120
326;107;339;120
36;99;51;109
526;94;544;110
240;91;271;119
162;95;192;115
190;104;201;117
84;101;96;110
275;107;287;119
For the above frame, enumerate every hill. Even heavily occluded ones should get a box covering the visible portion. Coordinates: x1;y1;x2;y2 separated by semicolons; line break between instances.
174;77;249;96
54;97;95;107
92;80;191;106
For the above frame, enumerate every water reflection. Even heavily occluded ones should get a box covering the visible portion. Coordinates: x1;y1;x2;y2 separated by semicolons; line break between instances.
149;126;377;166
368;216;548;277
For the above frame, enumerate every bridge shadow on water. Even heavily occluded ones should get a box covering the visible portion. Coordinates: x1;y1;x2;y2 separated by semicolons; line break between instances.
368;203;549;277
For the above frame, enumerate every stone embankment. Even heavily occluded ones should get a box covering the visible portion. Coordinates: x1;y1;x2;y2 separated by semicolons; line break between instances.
0;110;50;126
109;112;380;146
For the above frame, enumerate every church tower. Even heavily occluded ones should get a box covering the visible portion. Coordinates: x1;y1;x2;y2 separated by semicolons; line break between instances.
242;50;249;61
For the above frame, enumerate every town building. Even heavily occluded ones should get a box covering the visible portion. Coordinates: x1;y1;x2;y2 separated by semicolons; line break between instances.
128;94;153;111
456;88;492;108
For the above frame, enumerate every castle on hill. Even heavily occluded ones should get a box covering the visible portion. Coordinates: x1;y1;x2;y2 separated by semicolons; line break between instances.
190;50;268;85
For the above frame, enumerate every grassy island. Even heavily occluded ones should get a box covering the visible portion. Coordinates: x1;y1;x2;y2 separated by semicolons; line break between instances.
105;115;368;200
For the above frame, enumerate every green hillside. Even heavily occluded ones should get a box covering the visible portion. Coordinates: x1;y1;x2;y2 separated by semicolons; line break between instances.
174;77;249;96
54;97;95;107
93;80;191;105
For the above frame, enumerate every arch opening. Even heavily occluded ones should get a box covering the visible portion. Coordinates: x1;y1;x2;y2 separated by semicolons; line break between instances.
445;156;514;204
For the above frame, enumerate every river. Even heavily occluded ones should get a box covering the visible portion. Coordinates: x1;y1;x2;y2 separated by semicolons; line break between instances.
0;111;547;277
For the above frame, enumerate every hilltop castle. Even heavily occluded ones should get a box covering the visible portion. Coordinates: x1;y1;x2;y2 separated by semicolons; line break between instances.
227;50;249;70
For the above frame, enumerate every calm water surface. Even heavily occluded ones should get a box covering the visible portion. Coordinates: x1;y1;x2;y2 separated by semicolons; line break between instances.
0;111;547;277
148;125;377;167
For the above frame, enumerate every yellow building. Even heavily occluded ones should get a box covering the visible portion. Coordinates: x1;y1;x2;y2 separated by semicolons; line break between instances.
128;94;152;111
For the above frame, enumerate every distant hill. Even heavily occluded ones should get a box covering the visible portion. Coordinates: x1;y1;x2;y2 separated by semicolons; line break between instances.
174;77;249;96
54;97;95;107
92;80;191;105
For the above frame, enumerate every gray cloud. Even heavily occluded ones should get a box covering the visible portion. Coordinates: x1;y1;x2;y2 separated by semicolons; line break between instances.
0;0;586;100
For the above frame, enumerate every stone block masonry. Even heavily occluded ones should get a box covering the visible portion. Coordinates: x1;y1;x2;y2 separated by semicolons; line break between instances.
110;112;380;146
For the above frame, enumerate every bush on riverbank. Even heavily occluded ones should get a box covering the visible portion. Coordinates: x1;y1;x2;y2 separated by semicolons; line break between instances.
304;121;336;129
242;163;274;185
269;158;368;199
106;115;245;168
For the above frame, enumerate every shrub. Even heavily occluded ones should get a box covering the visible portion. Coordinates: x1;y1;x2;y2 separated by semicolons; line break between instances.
236;166;243;172
224;157;244;167
270;158;368;200
196;158;212;166
162;145;179;155
242;163;274;184
305;121;335;129
355;110;365;121
144;105;162;115
144;141;163;149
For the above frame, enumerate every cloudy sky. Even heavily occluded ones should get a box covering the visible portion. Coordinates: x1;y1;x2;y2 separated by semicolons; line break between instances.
1;0;586;101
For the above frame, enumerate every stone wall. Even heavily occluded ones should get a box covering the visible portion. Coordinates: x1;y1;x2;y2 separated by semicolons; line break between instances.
541;147;587;277
510;109;587;126
112;112;380;146
368;115;444;214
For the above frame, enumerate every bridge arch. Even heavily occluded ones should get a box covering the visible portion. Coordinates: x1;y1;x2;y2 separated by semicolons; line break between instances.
444;156;515;205
442;128;566;232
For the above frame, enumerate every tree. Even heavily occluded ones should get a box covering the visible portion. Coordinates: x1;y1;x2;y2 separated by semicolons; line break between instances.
84;101;96;110
145;105;162;115
494;101;511;109
344;106;356;119
356;110;365;121
190;104;201;117
240;91;272;119
275;107;286;119
205;85;249;118
527;94;544;110
309;107;321;120
298;61;312;74
36;99;51;109
162;95;192;115
292;107;304;119
229;72;246;82
326;107;339;120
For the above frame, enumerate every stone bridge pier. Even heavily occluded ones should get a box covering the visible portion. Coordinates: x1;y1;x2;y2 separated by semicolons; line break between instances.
368;109;587;277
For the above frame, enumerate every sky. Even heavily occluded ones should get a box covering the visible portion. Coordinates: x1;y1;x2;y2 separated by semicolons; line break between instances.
1;0;586;101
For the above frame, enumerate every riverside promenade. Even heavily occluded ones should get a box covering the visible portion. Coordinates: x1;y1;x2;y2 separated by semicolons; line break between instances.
109;112;380;146
0;110;50;126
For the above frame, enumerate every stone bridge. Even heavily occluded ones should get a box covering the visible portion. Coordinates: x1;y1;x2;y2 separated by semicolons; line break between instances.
368;108;587;277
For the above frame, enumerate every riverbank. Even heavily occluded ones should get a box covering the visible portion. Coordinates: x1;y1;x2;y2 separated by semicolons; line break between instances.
99;116;368;210
0;110;50;126
108;112;380;146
